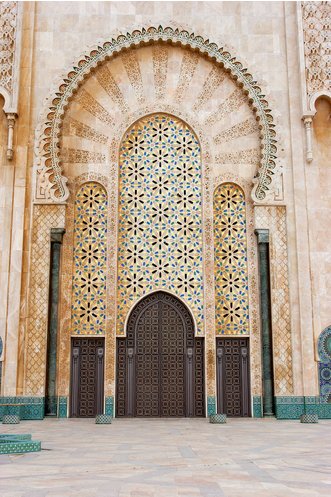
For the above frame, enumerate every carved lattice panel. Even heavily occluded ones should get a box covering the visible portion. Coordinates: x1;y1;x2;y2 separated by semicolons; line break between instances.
117;114;203;336
301;1;331;97
25;205;65;396
214;183;249;334
0;2;18;94
71;183;107;334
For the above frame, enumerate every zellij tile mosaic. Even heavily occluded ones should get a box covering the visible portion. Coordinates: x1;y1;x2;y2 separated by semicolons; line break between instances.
117;114;204;335
213;183;249;334
72;183;108;334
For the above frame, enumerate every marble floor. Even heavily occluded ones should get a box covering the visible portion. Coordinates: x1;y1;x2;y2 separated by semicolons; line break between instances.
0;417;330;497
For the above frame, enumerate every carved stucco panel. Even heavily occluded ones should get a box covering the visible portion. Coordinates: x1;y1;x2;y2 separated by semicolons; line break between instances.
255;205;294;396
24;205;65;396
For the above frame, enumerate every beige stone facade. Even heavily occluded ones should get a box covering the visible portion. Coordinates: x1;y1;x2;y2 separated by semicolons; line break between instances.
0;1;330;419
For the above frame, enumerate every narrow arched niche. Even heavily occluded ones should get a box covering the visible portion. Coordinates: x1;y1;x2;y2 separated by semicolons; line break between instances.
313;96;331;160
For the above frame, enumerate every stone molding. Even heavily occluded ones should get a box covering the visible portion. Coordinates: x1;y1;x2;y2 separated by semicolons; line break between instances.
33;25;278;204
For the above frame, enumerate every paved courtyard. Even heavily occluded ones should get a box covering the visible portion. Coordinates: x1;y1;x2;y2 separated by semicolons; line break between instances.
0;418;330;497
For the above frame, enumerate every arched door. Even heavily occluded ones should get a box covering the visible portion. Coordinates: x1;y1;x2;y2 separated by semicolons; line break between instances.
116;292;204;417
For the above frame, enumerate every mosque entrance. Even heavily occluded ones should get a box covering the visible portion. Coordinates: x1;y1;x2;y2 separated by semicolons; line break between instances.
116;291;205;417
70;337;104;417
216;337;251;417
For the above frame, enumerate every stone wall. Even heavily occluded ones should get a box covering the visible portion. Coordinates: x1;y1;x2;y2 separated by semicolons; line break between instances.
0;1;329;418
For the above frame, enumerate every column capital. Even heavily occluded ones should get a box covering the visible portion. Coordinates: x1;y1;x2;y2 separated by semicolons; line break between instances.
50;228;66;243
254;229;269;244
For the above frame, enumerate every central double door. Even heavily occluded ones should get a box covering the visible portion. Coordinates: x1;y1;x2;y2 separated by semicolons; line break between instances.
116;291;205;417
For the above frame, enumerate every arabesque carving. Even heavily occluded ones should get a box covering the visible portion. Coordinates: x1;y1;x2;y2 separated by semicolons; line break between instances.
0;1;17;96
301;2;331;98
34;26;277;203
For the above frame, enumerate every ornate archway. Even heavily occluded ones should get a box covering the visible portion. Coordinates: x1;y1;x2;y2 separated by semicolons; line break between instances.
34;26;278;204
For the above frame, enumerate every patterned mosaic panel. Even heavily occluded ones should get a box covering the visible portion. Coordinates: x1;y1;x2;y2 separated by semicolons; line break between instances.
318;325;331;362
117;114;203;335
318;326;331;403
71;183;107;334
213;184;249;334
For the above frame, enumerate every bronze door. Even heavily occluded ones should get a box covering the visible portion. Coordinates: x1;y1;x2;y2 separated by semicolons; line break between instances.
70;337;104;417
116;291;204;417
216;337;251;417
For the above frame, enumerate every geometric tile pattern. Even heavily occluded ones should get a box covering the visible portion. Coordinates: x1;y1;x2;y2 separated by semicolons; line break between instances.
209;413;227;423
105;396;114;417
207;396;216;416
318;325;331;362
58;396;68;418
318;326;331;403
71;183;107;335
2;415;20;424
0;436;41;454
117;114;203;335
255;206;293;395
95;414;112;424
0;397;45;420
319;362;331;403
213;184;249;334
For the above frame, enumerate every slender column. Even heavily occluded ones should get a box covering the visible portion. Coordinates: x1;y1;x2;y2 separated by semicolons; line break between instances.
255;229;274;416
45;228;65;415
5;113;17;160
302;113;314;163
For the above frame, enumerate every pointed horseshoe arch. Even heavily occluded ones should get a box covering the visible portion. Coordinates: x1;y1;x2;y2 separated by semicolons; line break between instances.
35;26;277;203
116;291;205;417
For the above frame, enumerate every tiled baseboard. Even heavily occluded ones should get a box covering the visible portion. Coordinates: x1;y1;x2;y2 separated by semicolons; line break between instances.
275;396;331;419
207;396;216;416
1;395;330;420
0;397;45;420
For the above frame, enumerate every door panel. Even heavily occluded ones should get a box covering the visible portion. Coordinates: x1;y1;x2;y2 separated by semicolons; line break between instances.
116;291;205;417
160;301;185;417
135;302;160;417
216;337;251;417
70;337;104;417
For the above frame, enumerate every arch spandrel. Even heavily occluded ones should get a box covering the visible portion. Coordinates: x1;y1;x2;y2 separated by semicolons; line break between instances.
34;26;278;204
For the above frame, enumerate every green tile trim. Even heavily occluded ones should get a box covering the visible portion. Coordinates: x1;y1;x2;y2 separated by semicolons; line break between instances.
275;396;331;419
253;396;263;418
0;397;45;420
0;434;32;441
58;396;68;418
0;436;41;454
207;396;216;416
105;396;114;417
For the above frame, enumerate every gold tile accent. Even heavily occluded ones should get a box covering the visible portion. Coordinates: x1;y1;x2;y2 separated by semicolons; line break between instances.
214;183;249;335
